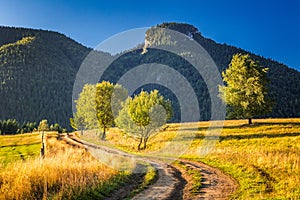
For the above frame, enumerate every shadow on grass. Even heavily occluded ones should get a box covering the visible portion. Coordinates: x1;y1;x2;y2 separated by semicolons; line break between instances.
0;142;40;148
219;132;300;141
223;121;300;129
167;121;300;133
165;126;208;132
170;125;300;142
170;132;300;143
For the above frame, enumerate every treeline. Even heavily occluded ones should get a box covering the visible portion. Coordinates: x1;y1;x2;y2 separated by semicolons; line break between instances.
0;119;36;134
0;119;66;135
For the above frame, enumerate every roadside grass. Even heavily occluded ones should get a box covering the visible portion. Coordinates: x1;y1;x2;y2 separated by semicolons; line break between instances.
190;119;300;199
77;131;160;198
174;161;202;195
91;118;300;199
126;164;158;199
0;133;41;165
0;133;131;200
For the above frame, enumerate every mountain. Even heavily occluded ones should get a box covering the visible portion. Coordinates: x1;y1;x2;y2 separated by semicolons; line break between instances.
100;22;300;121
0;23;299;128
155;23;300;118
0;26;91;128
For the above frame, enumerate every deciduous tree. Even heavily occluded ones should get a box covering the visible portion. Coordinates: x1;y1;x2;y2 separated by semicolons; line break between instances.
95;81;127;139
116;90;172;150
74;84;98;131
219;54;272;124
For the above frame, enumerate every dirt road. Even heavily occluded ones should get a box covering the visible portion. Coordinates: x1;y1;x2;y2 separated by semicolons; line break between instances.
175;160;237;200
64;134;237;199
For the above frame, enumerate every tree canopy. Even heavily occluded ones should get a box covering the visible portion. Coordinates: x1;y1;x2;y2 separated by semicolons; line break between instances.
219;53;273;124
72;81;127;139
95;81;127;139
73;84;98;131
116;90;172;150
38;119;49;132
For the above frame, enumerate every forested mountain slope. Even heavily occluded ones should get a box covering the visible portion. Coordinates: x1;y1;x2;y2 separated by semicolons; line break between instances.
101;23;300;121
0;24;299;128
0;27;90;127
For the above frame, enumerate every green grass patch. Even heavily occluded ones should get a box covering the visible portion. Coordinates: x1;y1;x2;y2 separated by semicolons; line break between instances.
174;161;202;195
187;168;202;194
0;133;41;166
0;143;40;165
126;163;158;199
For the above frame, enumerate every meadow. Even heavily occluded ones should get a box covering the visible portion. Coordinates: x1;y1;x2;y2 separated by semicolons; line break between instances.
0;133;40;165
0;132;132;200
1;118;299;199
85;118;300;199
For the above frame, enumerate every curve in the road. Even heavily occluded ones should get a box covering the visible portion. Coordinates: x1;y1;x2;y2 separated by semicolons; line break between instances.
64;134;237;199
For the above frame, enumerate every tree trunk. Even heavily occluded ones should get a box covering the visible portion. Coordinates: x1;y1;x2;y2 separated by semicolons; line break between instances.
137;138;143;150
248;118;252;125
143;137;148;150
101;127;106;140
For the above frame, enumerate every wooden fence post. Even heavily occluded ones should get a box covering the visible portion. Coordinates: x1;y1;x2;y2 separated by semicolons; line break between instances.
41;130;45;158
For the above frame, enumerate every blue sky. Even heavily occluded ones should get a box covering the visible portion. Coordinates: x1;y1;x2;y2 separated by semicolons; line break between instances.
0;0;299;71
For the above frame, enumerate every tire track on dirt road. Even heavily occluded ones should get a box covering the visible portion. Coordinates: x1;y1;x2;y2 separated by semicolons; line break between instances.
176;160;237;200
64;134;237;199
64;134;184;199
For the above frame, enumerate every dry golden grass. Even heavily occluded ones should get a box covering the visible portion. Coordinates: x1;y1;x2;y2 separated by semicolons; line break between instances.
196;119;300;199
0;133;121;200
88;118;300;199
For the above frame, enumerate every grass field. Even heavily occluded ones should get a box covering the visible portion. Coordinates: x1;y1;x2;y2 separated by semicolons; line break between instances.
84;118;300;199
1;119;299;199
0;132;133;200
0;133;41;165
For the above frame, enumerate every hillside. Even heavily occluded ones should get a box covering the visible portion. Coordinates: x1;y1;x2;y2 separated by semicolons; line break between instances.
0;24;300;127
101;23;300;121
0;26;91;127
